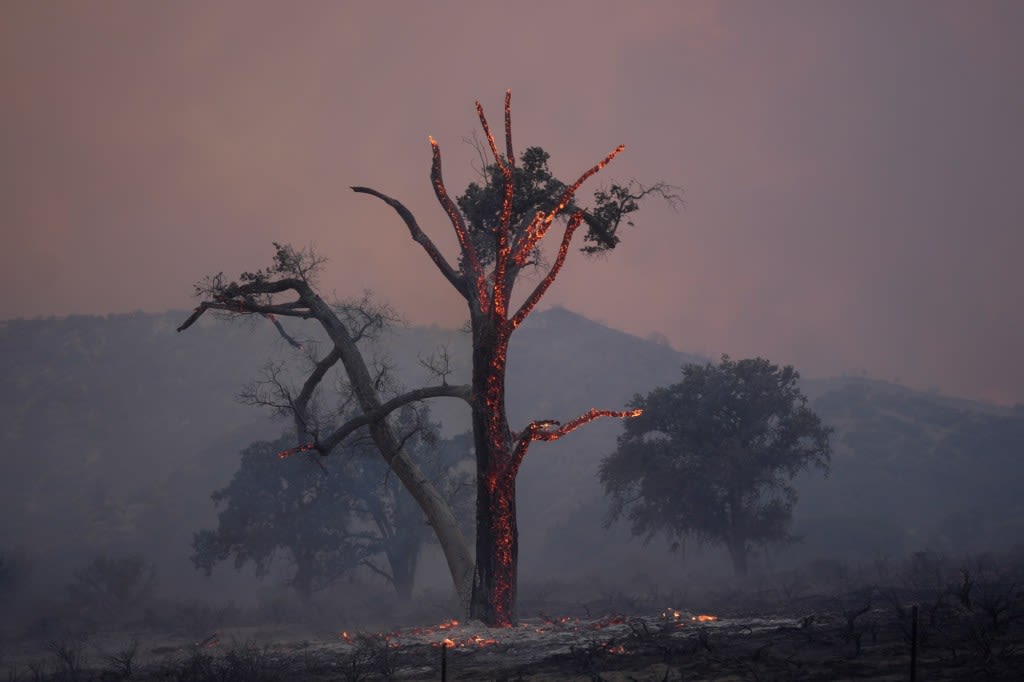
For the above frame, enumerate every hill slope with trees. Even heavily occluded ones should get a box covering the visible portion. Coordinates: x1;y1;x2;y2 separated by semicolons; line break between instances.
1;307;1021;597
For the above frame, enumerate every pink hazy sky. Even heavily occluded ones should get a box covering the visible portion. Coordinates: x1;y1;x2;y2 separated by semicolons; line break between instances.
2;1;1022;405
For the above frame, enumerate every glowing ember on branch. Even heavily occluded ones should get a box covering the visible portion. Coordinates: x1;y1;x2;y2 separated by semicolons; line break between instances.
277;442;317;459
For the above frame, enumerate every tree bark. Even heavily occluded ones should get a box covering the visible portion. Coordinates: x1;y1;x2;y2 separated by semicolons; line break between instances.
468;315;517;625
303;291;475;607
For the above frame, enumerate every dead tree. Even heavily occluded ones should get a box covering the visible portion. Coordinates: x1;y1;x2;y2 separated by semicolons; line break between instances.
353;91;660;626
178;251;476;606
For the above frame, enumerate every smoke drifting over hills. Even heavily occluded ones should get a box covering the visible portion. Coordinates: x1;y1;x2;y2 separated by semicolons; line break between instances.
2;308;1021;609
2;2;1022;405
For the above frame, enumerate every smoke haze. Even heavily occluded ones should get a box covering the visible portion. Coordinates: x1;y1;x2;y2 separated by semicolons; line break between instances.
2;1;1021;404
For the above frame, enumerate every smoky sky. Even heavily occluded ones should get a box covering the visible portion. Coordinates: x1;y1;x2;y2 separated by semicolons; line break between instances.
2;1;1022;405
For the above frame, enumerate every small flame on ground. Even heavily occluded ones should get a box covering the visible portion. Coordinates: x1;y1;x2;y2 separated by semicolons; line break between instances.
339;611;718;654
662;608;719;623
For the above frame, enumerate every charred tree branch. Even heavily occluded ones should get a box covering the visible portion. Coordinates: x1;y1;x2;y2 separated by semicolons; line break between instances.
315;384;472;454
427;137;489;311
510;212;584;330
511;408;643;476
350;186;468;300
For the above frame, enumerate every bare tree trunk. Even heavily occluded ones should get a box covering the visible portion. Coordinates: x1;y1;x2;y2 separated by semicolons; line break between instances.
726;492;749;577
468;316;517;625
728;539;749;577
306;293;475;607
386;542;419;601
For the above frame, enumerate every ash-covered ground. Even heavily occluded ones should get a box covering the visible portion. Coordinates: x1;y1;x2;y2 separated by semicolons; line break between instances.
5;552;1023;681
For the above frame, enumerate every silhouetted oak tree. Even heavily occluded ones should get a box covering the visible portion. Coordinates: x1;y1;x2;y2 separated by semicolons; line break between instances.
193;409;472;600
601;356;832;576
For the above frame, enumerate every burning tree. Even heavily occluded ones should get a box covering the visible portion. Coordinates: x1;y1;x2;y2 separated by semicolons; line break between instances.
180;91;675;626
354;92;676;625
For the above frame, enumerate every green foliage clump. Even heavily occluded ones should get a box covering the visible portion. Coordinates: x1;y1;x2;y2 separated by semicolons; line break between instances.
457;146;678;267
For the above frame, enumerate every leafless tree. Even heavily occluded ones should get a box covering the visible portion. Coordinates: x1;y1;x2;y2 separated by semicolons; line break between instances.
179;245;475;606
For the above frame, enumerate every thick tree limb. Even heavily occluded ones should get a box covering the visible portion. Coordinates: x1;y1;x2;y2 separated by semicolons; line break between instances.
350;186;469;300
509;212;584;330
291;347;343;437
510;408;643;476
503;90;515;168
178;301;309;348
475;98;516;319
427;138;489;311
316;383;472;454
220;277;309;297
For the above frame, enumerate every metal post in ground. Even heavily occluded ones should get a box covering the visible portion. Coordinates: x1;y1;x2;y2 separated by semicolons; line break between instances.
910;604;918;682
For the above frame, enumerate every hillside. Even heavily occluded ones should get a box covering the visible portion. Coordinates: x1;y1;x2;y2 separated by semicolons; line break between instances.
1;307;1021;599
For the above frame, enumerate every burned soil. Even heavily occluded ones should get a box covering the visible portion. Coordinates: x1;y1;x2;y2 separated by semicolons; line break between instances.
5;570;1023;681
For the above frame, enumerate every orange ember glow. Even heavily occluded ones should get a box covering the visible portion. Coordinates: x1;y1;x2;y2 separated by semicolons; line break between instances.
277;442;317;459
662;608;718;624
